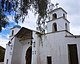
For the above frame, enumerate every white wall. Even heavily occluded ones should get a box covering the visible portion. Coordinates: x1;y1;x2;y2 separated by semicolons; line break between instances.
11;37;33;64
4;37;16;64
4;29;80;64
39;31;66;64
65;37;80;64
4;44;11;64
47;18;70;33
38;31;80;64
11;37;23;64
20;39;31;64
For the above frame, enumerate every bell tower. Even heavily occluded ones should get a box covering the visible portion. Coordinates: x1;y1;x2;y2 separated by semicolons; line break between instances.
47;7;70;33
9;25;21;38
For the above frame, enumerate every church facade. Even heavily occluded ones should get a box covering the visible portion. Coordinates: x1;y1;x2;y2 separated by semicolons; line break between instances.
4;7;80;64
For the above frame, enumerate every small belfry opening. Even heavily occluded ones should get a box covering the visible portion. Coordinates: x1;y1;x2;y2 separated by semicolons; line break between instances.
52;13;57;20
63;14;65;18
12;30;14;36
65;23;68;30
26;46;32;64
52;23;57;32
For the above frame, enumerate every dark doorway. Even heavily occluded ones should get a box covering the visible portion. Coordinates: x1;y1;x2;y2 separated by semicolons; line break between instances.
26;46;32;64
68;44;79;64
47;56;52;64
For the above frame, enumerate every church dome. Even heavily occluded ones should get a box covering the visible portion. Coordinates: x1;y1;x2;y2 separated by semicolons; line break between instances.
13;25;21;28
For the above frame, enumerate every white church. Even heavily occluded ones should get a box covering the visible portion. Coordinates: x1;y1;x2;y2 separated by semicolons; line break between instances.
4;7;80;64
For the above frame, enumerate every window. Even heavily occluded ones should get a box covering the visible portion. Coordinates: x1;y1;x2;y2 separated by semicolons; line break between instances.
6;59;8;64
63;14;65;18
52;23;57;32
12;30;14;36
65;23;68;30
47;56;52;64
48;16;50;20
8;41;11;46
52;13;57;20
68;44;79;64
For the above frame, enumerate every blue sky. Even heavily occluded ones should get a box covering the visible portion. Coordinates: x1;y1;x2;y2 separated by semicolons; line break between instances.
0;0;80;48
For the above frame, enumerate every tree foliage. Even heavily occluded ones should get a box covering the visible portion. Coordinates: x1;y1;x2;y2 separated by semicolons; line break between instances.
0;7;8;31
0;0;53;32
0;46;5;62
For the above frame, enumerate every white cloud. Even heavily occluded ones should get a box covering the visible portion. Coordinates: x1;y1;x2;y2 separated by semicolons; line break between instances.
51;0;80;35
19;11;37;30
70;26;80;35
0;34;9;48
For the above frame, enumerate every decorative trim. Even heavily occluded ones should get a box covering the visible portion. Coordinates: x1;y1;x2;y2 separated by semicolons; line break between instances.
47;17;70;23
45;30;66;35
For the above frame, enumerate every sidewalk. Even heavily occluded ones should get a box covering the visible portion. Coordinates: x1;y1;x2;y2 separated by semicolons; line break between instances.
0;62;4;64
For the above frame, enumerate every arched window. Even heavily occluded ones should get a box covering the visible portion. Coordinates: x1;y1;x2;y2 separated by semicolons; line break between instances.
12;30;14;36
65;23;67;30
6;59;8;64
63;14;65;18
52;23;57;32
52;13;57;20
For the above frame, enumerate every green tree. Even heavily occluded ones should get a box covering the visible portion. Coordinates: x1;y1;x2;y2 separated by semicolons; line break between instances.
0;0;53;32
0;8;8;32
0;46;5;62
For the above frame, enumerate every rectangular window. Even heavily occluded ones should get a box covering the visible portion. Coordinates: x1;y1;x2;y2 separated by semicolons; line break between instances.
6;59;8;64
12;30;14;36
47;56;52;64
63;14;65;18
68;44;79;64
65;23;68;30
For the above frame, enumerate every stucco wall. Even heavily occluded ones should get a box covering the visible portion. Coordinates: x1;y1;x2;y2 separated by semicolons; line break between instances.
47;18;70;33
37;31;80;64
4;37;16;64
48;8;67;20
20;39;31;64
11;37;32;64
39;31;66;64
11;37;23;64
